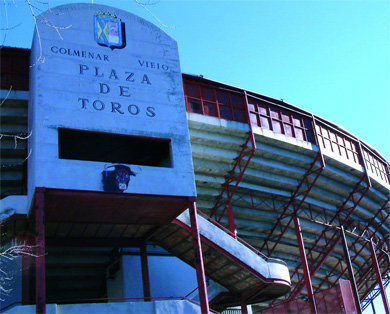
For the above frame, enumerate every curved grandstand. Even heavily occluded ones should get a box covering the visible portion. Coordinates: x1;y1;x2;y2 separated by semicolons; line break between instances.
1;44;389;313
182;74;390;312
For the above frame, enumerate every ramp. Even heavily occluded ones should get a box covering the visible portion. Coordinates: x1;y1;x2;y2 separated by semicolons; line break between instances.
151;210;291;309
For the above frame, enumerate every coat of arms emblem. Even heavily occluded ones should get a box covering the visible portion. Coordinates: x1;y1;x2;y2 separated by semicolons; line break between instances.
94;12;124;48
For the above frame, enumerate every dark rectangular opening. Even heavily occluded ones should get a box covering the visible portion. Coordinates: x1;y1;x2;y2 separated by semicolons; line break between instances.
58;128;172;167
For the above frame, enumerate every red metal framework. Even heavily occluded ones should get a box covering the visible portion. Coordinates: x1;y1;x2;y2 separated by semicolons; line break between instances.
312;198;390;295
182;75;390;296
294;216;317;313
258;152;325;257
363;146;390;186
361;271;390;312
3;63;390;313
27;188;211;313
140;243;151;300
358;250;389;297
183;75;390;188
183;78;248;123
287;173;371;301
315;121;361;167
173;208;291;304
247;95;313;144
210;91;257;234
209;132;256;231
369;239;390;314
188;202;210;314
35;188;46;314
340;225;362;313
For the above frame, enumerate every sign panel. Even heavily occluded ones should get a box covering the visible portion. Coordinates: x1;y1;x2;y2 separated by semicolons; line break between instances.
28;4;196;208
94;13;123;48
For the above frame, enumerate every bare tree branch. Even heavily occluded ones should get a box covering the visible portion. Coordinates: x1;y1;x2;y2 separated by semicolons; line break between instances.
0;242;40;300
134;0;172;29
0;86;12;107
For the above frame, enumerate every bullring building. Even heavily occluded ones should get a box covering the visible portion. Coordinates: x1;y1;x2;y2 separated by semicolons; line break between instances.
0;3;389;314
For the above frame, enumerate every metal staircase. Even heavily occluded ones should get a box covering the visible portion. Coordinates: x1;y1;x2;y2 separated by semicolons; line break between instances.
151;209;291;309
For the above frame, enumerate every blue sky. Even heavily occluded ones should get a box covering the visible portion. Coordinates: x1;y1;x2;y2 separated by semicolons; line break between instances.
1;0;389;310
2;0;389;162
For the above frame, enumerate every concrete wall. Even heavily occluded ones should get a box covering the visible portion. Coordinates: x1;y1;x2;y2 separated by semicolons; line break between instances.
107;253;198;299
28;3;196;212
3;300;201;314
148;255;197;298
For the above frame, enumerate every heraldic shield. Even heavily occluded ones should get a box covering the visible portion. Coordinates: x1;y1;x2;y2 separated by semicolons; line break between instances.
94;14;123;48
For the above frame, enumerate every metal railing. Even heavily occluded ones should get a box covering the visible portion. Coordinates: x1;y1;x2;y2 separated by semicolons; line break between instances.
184;76;390;187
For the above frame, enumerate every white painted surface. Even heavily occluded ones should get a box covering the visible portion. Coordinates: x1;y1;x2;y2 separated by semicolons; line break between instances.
0;196;28;218
28;4;196;213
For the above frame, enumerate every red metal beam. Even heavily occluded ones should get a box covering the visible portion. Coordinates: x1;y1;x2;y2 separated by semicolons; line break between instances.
210;91;256;234
22;253;32;304
287;232;341;301
189;202;210;314
19;231;34;305
140;243;151;300
360;258;389;303
311;116;326;167
357;250;387;291
294;216;317;314
287;174;369;300
259;152;324;257
308;236;341;287
361;271;390;311
330;237;385;290
313;197;389;293
370;239;390;314
283;132;372;301
340;226;362;314
35;188;46;314
240;301;248;314
357;142;372;188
